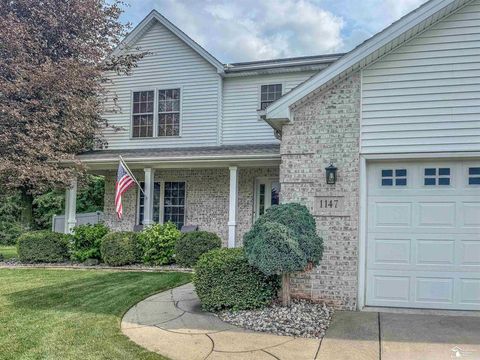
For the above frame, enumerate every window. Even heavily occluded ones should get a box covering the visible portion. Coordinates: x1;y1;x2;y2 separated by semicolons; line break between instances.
163;182;186;229
469;167;480;185
260;84;282;110
132;88;181;138
424;168;451;186
381;169;407;186
138;182;161;225
255;179;280;219
158;89;180;137
132;91;154;138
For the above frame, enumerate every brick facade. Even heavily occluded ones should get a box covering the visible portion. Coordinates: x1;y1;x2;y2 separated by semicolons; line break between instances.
104;167;279;246
280;73;361;310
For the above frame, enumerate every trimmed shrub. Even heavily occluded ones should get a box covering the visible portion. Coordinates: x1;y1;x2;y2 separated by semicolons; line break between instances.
139;222;180;265
70;223;109;262
243;222;307;276
193;248;279;311
100;232;141;266
251;203;323;263
17;230;70;263
175;231;221;267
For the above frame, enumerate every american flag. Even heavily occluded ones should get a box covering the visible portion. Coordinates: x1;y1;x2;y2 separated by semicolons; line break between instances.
115;160;136;219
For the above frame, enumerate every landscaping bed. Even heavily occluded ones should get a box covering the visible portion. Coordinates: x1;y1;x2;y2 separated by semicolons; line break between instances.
218;299;334;339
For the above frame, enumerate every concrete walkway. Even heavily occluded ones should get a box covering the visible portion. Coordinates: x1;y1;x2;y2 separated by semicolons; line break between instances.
122;283;480;360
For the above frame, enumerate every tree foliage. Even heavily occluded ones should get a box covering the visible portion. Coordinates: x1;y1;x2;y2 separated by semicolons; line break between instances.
0;0;144;194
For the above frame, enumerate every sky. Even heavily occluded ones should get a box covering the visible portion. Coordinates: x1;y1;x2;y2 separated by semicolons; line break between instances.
119;0;428;63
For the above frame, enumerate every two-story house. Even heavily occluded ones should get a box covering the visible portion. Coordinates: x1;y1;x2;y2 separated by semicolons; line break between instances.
69;0;480;312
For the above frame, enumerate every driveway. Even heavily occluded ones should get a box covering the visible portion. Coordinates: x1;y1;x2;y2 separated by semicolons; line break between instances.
319;311;480;360
122;283;480;360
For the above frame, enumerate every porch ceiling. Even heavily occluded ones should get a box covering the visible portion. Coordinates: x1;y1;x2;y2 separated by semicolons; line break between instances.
73;144;281;171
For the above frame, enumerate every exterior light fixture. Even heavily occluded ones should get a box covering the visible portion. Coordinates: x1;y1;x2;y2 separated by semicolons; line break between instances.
325;163;337;185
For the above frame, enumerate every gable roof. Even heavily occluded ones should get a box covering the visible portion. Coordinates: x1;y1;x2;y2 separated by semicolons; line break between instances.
112;10;225;73
265;0;474;121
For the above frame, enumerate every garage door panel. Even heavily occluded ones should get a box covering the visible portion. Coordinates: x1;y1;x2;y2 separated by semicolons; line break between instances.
461;241;480;265
366;160;480;310
460;279;480;305
461;202;480;227
416;240;455;265
417;202;456;227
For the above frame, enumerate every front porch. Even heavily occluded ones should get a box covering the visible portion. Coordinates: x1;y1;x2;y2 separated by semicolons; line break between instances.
67;144;281;247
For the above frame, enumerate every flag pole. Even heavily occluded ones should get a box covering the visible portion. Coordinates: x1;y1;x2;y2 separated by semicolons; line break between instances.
119;155;145;195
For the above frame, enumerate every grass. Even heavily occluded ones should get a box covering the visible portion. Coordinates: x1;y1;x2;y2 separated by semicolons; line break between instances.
0;245;17;260
0;269;192;359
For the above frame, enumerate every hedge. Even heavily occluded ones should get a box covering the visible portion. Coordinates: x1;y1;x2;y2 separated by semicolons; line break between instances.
17;230;70;263
193;248;279;311
138;222;180;265
100;232;141;266
70;223;109;262
175;231;221;267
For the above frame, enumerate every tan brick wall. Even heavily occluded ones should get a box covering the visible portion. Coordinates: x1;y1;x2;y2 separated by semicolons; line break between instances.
103;167;279;246
280;73;361;310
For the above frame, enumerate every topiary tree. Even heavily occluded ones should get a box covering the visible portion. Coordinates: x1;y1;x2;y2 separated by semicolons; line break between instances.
243;203;323;306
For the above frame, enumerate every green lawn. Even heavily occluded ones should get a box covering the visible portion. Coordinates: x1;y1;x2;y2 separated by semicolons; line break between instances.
0;269;191;359
0;246;17;260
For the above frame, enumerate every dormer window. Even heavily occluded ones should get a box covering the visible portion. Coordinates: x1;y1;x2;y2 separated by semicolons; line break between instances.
260;84;282;110
132;88;181;138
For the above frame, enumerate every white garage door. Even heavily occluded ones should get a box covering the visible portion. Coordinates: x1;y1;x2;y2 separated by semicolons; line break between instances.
366;160;480;310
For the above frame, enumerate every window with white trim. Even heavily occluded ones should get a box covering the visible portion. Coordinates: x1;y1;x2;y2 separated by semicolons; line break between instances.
158;89;180;136
424;168;451;186
132;91;154;138
132;88;181;138
163;182;185;229
260;84;282;110
469;167;480;185
381;169;407;186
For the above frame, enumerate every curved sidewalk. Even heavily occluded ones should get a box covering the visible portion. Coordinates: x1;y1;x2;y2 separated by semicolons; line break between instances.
121;283;321;360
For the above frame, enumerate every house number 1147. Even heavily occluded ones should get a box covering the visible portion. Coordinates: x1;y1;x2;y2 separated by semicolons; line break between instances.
319;199;339;209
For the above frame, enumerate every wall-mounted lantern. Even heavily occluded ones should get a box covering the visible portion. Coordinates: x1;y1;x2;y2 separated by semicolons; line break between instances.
325;163;337;185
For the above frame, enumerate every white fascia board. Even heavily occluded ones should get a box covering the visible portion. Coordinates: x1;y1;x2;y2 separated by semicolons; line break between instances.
265;0;463;121
111;10;224;74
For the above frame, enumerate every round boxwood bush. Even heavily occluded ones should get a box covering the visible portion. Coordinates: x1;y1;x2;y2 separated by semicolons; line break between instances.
193;248;279;312
17;230;70;263
252;203;323;263
243;222;307;276
175;231;221;267
100;232;141;266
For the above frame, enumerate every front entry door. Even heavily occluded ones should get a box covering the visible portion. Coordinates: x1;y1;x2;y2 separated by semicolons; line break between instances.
254;178;280;220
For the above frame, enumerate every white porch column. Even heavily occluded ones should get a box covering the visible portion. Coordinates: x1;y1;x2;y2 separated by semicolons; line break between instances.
143;168;155;226
228;166;238;248
64;177;77;234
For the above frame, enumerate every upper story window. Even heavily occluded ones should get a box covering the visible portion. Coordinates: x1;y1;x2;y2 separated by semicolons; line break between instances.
158;89;180;137
260;84;282;110
132;88;181;138
132;91;154;138
424;168;451;186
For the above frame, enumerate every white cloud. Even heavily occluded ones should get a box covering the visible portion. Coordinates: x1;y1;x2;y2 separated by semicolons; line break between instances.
122;0;428;62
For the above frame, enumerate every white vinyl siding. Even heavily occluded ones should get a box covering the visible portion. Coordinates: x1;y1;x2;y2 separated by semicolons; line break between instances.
102;21;220;149
361;1;480;154
222;72;316;145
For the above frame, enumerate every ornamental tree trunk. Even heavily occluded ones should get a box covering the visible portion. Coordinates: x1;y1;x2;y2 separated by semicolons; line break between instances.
281;273;291;306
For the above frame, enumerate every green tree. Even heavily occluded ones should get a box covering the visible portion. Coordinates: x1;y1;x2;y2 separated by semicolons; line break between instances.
0;0;144;228
243;203;324;306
